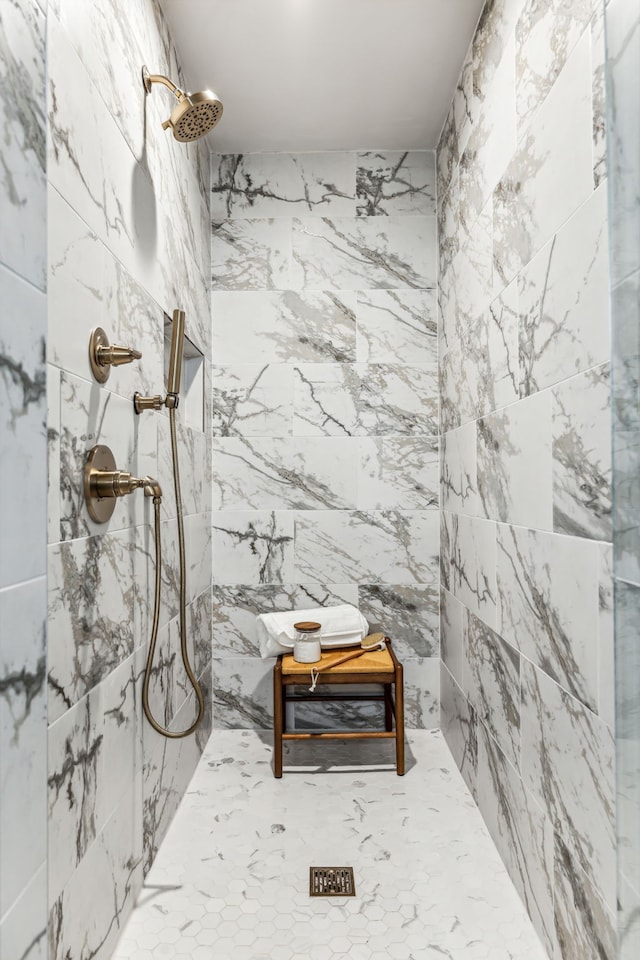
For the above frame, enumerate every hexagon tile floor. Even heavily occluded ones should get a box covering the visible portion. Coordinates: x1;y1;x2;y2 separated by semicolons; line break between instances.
112;730;549;960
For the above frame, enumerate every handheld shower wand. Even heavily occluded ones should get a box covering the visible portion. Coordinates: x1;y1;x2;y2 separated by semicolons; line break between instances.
135;309;205;739
133;309;185;414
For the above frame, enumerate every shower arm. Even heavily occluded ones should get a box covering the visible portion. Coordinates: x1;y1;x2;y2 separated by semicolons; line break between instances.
142;67;186;101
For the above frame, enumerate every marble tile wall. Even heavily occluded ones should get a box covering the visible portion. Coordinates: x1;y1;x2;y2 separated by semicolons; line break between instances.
437;1;615;958
0;0;48;957
46;1;212;957
605;0;640;957
211;150;439;729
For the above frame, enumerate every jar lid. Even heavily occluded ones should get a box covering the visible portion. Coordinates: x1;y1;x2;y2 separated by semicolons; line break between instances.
293;621;321;632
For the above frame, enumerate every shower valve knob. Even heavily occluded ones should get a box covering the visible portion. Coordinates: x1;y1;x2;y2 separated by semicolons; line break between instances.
89;327;142;383
84;445;162;523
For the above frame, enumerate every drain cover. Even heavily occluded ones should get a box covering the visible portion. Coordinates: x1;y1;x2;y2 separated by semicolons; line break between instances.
309;866;356;897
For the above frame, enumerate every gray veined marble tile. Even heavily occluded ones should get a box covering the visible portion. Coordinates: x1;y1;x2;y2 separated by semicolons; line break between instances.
437;100;459;201
463;610;520;768
591;5;607;188
211;364;293;437
185;513;212;603
619;871;640;960
450;513;497;627
440;510;452;593
440;587;464;687
100;653;141;828
477;389;553;531
469;0;527;111
519;182;610;397
396;657;440;730
49;779;143;960
437;165;461;280
0;865;47;960
477;723;556;958
552;363;612;541
47;15;137;274
358;437;439;511
615;581;640;896
57;371;156;541
493;31;594;288
456;32;516;231
554;834;616;960
48;529;136;722
211;219;291;290
48;685;103;906
356;151;436;217
211;290;357;364
516;0;594;132
186;590;213;681
212;658;274;729
355;289;437;364
521;660;616;913
294;510;439;586
47;364;62;547
211;152;355;218
441;422;478;515
0;266;47;589
497;523;599;711
294;362;438;438
52;0;147;159
442;258;519;427
359;584;439;659
612;270;640;584
212;510;294;585
605;0;640;286
0;578;47;921
598;544;614;729
293;363;359;436
0;0;46;289
212;436;357;510
444;202;494;330
291;216;436;290
440;663;478;800
211;583;358;658
358;364;438;437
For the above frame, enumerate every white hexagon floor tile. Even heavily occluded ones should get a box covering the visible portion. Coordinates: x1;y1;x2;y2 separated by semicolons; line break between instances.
112;731;549;960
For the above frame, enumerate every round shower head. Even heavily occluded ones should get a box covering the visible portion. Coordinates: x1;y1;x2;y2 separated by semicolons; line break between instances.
142;67;223;142
164;91;224;142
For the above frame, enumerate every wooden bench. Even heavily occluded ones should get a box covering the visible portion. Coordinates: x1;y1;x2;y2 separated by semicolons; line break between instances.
272;638;405;777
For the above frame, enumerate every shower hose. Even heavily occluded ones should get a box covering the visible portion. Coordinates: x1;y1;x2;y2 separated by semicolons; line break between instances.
141;405;205;738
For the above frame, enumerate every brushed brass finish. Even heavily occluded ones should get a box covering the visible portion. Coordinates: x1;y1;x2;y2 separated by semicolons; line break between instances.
142;64;223;141
84;444;162;523
167;309;185;396
310;867;355;897
89;327;142;383
141;407;205;739
133;392;165;413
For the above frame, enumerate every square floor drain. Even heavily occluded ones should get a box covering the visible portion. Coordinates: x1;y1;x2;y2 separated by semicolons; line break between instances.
309;866;356;897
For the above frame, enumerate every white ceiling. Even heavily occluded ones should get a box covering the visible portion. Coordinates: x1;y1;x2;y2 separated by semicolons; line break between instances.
158;0;485;153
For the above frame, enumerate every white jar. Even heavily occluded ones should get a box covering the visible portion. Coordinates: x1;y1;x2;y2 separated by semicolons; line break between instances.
293;621;322;663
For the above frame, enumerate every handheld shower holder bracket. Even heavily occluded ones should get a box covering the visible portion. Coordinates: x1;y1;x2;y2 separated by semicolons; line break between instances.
133;391;179;414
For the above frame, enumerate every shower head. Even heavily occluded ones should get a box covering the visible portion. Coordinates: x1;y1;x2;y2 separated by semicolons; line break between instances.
142;66;223;142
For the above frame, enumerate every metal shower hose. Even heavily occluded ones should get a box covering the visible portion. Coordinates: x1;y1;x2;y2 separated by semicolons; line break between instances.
141;405;204;738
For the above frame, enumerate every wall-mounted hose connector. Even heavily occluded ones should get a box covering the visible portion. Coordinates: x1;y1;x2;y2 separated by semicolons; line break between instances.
84;444;162;523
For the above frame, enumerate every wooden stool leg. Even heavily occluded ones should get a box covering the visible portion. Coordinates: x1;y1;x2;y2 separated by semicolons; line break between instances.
273;659;283;778
384;684;393;732
394;662;405;776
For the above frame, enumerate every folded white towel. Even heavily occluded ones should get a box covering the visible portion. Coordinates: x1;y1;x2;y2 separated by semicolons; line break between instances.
256;604;368;658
